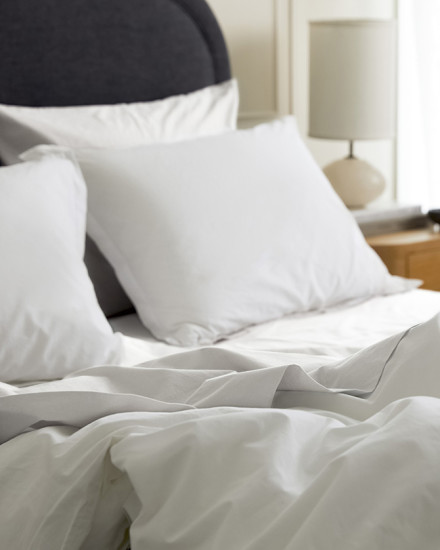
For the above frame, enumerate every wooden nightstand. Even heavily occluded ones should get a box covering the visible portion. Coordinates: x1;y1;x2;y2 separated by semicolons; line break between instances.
367;229;440;291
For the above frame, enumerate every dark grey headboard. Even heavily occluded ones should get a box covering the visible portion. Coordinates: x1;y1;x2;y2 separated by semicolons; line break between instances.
0;0;231;318
0;0;230;107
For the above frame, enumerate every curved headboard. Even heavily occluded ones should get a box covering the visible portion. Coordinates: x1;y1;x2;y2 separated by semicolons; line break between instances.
0;0;230;106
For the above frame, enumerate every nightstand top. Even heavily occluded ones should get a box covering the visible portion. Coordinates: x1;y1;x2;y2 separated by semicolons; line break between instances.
367;228;440;250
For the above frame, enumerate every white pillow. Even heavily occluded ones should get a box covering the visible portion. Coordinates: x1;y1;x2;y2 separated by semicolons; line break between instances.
0;80;238;164
0;79;239;319
0;157;121;383
27;117;410;347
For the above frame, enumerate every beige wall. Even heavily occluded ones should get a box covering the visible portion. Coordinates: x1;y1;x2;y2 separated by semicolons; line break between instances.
207;0;397;203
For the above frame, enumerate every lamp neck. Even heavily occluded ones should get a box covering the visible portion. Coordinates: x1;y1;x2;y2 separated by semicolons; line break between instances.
348;140;355;159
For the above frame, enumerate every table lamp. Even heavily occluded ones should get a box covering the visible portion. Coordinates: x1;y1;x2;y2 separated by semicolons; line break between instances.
309;19;396;208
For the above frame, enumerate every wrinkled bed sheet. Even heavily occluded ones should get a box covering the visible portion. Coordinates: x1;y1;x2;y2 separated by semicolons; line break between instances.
1;294;440;549
112;288;440;367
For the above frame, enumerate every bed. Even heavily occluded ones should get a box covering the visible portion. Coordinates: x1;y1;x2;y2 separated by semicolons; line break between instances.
1;1;440;548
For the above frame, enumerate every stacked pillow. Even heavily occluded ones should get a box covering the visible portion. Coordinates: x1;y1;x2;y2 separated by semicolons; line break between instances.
0;157;121;382
0;79;239;318
0;80;239;382
0;79;411;372
25;117;411;347
0;79;239;164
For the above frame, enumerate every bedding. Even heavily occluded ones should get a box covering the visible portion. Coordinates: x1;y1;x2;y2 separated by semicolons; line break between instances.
0;157;121;383
0;79;239;164
2;0;440;548
111;288;440;367
0;79;239;319
1;304;440;548
31;117;414;346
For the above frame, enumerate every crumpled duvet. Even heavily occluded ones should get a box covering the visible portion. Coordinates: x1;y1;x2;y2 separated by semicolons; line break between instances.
1;314;440;549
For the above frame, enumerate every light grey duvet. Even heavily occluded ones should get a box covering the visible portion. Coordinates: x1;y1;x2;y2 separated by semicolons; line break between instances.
1;314;440;549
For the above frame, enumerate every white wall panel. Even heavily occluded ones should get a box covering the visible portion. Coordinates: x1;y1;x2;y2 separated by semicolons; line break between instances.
207;0;292;126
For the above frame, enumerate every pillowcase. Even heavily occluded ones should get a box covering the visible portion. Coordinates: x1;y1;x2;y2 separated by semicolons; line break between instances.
0;79;239;318
28;117;409;347
0;157;121;383
0;79;238;164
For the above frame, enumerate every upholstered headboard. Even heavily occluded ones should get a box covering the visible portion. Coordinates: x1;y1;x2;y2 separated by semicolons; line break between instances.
0;0;231;317
0;0;230;107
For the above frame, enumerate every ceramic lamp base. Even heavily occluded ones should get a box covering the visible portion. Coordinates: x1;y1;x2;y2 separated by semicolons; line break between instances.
323;157;385;209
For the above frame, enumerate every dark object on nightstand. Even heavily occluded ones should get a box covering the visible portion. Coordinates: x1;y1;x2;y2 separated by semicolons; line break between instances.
427;209;440;225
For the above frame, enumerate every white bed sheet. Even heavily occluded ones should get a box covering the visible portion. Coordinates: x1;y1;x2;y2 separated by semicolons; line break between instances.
111;288;440;367
3;289;440;549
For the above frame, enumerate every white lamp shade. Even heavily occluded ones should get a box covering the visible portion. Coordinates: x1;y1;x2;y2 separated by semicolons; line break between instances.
309;20;396;140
